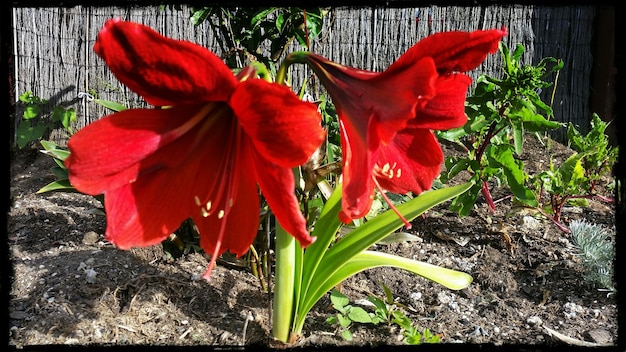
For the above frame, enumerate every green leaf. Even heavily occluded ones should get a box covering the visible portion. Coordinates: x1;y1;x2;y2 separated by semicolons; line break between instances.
40;140;58;151
330;289;349;310
559;152;588;187
298;185;343;302
340;329;353;341
292;183;472;335
51;106;76;131
367;295;387;314
422;328;441;343
250;8;277;27
17;121;47;148
23;104;41;119
36;179;76;193
442;157;471;182
190;7;213;26
404;334;423;345
275;12;284;31
321;182;473;267
488;145;537;206
94;99;127;112
511;42;525;63
336;251;473;291
50;165;68;179
337;314;351;328
40;148;70;162
511;107;562;132
391;310;412;329
381;282;394;305
347;307;372;324
511;118;524;156
39;140;71;161
450;181;481;216
300;250;473;330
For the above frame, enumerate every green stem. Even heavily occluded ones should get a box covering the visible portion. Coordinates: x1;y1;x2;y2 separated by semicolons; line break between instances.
247;61;272;82
271;51;315;343
275;51;309;86
272;223;296;343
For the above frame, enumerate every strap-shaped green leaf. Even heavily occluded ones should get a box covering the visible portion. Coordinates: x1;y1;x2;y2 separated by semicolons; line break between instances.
36;179;75;194
292;182;473;334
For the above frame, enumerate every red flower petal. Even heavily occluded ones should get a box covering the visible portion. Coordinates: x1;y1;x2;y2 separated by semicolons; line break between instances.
193;140;261;258
295;29;505;223
231;79;326;168
388;28;507;75
65;104;218;195
337;110;378;221
408;73;472;130
252;152;315;247
94;19;238;106
374;129;443;195
93;104;263;261
303;54;438;145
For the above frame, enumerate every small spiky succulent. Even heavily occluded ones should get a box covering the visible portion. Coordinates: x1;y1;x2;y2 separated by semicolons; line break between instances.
569;220;616;292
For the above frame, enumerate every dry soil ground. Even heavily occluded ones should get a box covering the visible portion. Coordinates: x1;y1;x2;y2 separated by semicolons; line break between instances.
6;135;620;350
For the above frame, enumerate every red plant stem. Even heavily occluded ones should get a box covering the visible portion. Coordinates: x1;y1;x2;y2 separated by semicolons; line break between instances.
475;122;497;163
481;180;496;212
534;205;571;234
568;193;615;203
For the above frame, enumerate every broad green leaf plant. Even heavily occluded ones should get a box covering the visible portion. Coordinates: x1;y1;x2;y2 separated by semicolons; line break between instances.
16;91;76;149
438;42;564;216
325;285;441;344
530;114;618;232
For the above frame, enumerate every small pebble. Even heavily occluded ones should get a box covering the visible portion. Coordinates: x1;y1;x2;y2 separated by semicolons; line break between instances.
437;291;451;305
527;316;543;326
521;216;541;230
586;329;612;344
82;231;99;245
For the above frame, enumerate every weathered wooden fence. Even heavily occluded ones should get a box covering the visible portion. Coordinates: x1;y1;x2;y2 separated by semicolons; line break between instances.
11;5;597;146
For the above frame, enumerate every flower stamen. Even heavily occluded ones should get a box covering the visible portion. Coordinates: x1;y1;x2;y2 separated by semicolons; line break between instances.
371;175;412;229
376;162;402;180
202;117;244;281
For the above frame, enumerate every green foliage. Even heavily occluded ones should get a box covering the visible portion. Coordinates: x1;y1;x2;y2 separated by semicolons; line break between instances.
438;42;563;216
16;91;76;148
437;43;617;233
273;182;474;342
325;284;440;344
569;220;615;292
325;289;375;341
530;115;617;230
37;140;73;193
566;114;619;195
186;7;327;70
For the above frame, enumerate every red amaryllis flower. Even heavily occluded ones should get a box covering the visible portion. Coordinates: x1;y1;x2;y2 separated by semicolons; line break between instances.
65;19;325;279
291;28;506;224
